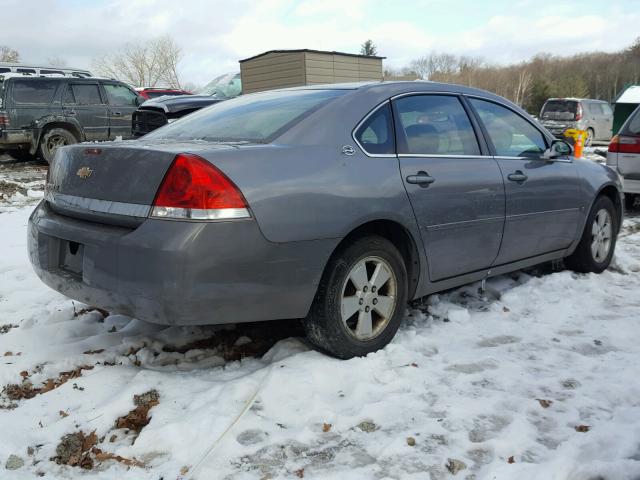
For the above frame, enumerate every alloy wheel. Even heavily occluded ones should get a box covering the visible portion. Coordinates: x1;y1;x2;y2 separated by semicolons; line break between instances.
591;208;612;263
46;135;68;155
340;256;397;341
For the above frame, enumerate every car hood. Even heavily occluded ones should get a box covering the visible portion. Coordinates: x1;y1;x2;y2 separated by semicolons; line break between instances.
140;95;225;113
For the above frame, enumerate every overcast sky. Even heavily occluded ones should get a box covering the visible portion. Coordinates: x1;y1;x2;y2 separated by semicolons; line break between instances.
2;0;638;87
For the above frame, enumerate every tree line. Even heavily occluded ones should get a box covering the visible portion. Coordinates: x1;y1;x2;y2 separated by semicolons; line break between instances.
3;36;639;110
388;38;640;114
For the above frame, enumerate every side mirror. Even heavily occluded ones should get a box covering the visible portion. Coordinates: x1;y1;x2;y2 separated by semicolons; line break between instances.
135;96;143;106
542;139;573;160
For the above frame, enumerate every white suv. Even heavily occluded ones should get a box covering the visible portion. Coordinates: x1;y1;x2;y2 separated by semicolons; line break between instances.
607;104;640;209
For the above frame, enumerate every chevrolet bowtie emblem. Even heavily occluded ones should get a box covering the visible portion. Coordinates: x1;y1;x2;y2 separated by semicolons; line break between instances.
76;166;93;179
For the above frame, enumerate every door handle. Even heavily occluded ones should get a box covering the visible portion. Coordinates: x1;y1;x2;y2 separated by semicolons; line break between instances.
507;171;528;183
111;111;122;116
406;171;435;186
66;110;76;116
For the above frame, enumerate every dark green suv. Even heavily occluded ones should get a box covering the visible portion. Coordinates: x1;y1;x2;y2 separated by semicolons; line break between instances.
0;75;142;163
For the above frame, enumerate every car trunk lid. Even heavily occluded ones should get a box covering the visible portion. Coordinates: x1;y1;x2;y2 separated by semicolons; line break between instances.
46;141;237;225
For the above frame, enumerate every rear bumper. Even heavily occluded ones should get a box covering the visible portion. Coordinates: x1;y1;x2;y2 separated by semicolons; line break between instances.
28;201;336;325
621;177;640;195
0;129;32;148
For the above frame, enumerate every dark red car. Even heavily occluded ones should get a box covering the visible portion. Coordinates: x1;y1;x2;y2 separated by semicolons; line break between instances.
135;87;192;100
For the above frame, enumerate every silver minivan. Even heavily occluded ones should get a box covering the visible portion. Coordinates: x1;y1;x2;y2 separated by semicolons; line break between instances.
540;98;613;145
607;104;640;208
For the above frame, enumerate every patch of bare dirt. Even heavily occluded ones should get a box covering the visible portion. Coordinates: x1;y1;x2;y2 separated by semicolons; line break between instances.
0;324;18;334
114;389;160;437
2;365;94;402
52;430;145;470
163;319;304;362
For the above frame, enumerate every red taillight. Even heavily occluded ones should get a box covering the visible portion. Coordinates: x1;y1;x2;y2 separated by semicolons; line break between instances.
151;153;249;220
575;104;583;121
609;135;640;154
0;111;9;128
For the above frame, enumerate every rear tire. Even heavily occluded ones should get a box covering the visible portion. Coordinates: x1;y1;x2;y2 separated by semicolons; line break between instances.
38;128;77;164
303;236;408;359
625;194;637;211
565;195;618;273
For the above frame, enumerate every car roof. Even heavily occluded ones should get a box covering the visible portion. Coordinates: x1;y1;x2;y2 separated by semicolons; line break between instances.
0;75;125;83
265;80;512;107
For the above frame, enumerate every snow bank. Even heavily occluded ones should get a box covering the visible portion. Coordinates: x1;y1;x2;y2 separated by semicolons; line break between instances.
1;206;640;479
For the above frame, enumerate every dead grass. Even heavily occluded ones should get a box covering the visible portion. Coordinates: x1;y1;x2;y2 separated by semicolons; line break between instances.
2;365;94;402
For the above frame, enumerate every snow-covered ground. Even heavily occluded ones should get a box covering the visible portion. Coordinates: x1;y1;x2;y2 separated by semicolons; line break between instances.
1;159;640;479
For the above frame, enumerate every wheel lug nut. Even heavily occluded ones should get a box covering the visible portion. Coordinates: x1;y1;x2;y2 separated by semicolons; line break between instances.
373;298;378;305
359;299;364;305
363;286;368;292
365;306;370;312
371;286;376;293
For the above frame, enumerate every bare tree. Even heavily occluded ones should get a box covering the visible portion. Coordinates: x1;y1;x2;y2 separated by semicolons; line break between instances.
513;68;533;106
0;46;20;63
93;35;183;88
46;56;67;67
410;53;457;80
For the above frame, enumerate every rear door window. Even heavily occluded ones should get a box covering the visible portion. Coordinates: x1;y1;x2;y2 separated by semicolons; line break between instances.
393;95;480;155
69;83;103;105
354;103;395;155
12;80;58;104
470;98;547;158
103;83;138;106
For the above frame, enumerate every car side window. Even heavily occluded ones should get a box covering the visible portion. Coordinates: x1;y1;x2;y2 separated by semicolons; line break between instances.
394;95;480;155
69;84;103;105
354;103;395;155
470;98;546;158
12;80;58;104
589;103;604;115
103;84;138;107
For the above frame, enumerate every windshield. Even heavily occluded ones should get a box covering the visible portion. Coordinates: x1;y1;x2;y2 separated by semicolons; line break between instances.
541;100;578;120
145;89;347;143
199;72;242;98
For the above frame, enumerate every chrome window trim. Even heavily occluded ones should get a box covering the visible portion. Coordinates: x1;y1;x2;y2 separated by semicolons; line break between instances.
390;90;460;101
398;153;493;159
351;100;397;158
494;155;573;163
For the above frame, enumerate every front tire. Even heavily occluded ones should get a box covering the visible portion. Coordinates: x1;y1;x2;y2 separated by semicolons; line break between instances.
303;236;408;359
39;128;77;164
565;195;618;273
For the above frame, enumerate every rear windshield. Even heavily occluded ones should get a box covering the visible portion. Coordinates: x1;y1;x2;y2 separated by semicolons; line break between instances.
540;100;578;120
145;89;347;143
12;80;58;104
